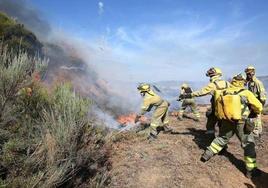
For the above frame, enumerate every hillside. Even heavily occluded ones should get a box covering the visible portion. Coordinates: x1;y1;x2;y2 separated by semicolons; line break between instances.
0;12;42;56
109;108;268;188
0;11;133;120
259;76;268;90
0;11;111;187
1;8;267;188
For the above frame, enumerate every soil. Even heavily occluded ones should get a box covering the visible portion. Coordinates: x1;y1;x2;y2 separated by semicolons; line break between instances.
108;107;268;188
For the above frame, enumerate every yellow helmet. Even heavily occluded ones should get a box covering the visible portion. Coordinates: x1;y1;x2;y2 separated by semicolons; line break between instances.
181;83;188;89
244;66;255;74
231;74;246;87
137;83;150;92
232;73;246;81
206;67;222;77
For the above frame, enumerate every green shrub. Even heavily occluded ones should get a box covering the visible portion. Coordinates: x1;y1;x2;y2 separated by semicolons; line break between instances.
0;12;43;56
0;47;110;187
0;45;47;130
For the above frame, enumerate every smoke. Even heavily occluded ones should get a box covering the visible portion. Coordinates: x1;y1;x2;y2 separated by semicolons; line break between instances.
0;0;51;39
98;1;104;15
0;0;141;129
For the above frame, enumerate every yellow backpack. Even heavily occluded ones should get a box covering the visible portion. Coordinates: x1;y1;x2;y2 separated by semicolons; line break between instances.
215;88;245;121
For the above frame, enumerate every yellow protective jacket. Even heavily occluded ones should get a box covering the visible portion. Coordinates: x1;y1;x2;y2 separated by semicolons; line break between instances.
140;90;164;115
234;86;263;115
215;84;263;121
192;75;230;97
247;76;266;105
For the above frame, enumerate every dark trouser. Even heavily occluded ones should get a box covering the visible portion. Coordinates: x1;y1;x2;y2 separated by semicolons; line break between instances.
205;108;218;134
207;120;257;171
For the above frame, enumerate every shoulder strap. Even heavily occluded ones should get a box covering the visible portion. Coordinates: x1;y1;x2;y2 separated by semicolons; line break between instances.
234;89;245;95
213;81;220;90
222;88;245;96
147;91;155;96
225;81;228;89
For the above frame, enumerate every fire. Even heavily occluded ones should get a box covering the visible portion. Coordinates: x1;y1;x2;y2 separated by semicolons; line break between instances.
170;111;180;117
117;113;147;126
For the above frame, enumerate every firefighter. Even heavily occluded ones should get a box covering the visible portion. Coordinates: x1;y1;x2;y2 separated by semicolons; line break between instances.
180;67;230;137
201;74;263;178
135;83;172;140
245;66;267;138
177;83;200;121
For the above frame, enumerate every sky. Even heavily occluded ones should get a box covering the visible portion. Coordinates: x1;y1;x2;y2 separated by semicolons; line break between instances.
27;0;268;82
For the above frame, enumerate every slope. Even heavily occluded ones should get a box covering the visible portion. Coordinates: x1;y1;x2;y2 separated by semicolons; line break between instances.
109;107;268;188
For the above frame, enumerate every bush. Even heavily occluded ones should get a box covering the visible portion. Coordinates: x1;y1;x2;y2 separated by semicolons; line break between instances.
0;47;110;187
0;12;43;56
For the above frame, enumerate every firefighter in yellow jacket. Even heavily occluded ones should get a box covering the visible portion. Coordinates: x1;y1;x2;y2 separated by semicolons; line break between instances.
180;67;230;136
245;66;267;138
178;83;200;121
201;74;263;178
135;83;172;140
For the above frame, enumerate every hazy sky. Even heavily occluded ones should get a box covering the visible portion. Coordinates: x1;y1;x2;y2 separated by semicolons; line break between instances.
27;0;268;82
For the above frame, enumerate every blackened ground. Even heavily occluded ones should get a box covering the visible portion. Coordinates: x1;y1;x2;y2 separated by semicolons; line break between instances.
108;107;268;188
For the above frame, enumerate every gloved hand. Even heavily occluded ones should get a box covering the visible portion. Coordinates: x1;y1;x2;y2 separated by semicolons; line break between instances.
176;97;182;102
135;115;141;123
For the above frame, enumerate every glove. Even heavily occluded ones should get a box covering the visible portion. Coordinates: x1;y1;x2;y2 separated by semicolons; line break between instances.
135;115;141;123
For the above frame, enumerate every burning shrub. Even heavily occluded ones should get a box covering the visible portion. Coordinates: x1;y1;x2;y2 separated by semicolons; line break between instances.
0;47;110;187
117;113;148;126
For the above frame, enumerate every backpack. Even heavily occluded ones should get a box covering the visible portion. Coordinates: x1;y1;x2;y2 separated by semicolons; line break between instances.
215;88;245;121
210;80;229;110
184;87;192;94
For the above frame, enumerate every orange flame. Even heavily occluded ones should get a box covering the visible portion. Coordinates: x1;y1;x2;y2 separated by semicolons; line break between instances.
117;113;147;126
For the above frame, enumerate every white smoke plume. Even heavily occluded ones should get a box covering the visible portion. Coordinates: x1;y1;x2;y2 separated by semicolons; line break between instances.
98;1;104;15
0;0;141;129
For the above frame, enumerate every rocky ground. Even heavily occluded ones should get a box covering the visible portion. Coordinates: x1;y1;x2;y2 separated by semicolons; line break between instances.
108;107;268;188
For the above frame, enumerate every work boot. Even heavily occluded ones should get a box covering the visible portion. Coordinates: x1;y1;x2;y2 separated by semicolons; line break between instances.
246;168;262;179
218;145;228;155
205;130;215;135
200;149;214;162
147;133;157;142
162;125;173;134
205;130;215;141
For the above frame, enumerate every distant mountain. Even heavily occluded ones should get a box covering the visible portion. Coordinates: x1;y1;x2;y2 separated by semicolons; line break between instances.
258;76;268;90
154;76;268;110
153;80;210;110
